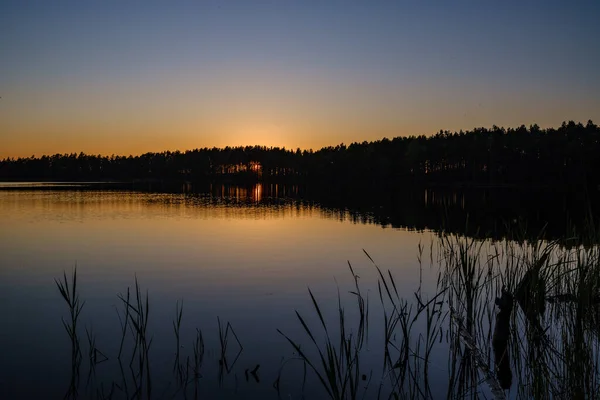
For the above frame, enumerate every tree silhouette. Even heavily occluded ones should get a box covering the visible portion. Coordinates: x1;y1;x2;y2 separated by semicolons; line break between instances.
1;121;599;188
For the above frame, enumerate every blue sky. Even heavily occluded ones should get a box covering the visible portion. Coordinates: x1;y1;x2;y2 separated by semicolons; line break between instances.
1;0;599;157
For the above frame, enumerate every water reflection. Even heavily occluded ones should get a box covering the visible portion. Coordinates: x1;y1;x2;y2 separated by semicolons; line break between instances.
1;182;597;243
0;183;600;398
424;188;466;210
0;183;430;399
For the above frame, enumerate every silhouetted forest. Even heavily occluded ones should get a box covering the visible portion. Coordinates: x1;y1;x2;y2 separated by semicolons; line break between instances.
2;121;599;188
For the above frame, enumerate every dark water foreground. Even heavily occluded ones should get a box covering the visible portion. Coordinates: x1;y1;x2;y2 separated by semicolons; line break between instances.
35;238;600;400
1;183;599;399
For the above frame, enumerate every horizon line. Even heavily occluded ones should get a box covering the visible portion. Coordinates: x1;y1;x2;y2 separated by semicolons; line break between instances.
2;119;596;160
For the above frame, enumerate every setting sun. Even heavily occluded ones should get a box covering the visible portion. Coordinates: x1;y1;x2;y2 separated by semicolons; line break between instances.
232;125;291;148
1;2;599;158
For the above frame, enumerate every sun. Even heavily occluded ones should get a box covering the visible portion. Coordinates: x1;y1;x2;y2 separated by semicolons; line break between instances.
233;124;290;147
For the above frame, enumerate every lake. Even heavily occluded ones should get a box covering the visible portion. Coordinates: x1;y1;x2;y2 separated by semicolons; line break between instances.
0;183;598;399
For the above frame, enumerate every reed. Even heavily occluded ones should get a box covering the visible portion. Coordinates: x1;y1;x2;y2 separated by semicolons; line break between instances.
117;277;152;399
53;228;600;399
277;284;367;400
55;267;85;399
173;299;184;378
191;327;205;397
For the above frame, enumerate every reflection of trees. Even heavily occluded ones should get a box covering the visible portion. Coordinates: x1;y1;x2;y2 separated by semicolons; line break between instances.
3;178;597;243
303;184;600;245
2;121;599;189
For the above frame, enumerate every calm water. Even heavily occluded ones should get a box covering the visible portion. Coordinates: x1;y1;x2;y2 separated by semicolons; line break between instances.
0;184;438;399
1;183;597;399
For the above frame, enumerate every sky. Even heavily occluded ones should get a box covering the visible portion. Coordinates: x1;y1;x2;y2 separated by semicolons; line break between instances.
1;0;599;158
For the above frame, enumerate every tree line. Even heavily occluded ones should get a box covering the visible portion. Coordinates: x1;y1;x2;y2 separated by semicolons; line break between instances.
1;120;599;188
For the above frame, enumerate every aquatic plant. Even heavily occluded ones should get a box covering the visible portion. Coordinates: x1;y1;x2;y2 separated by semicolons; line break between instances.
54;232;600;399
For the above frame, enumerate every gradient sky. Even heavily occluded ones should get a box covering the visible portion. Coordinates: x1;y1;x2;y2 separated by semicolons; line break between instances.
1;0;599;158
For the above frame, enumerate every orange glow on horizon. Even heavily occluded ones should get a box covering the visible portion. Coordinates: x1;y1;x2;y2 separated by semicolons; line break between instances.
1;1;599;160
